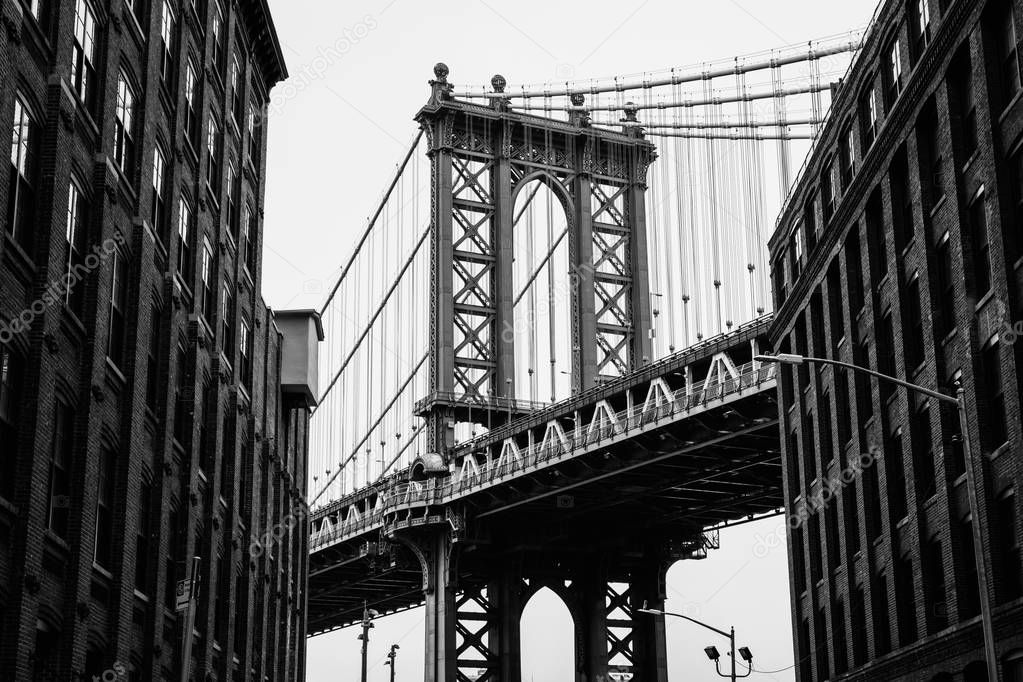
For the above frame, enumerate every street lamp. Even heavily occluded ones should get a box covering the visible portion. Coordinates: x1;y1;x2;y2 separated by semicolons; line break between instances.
383;644;400;682
755;352;998;682
357;602;380;682
638;602;751;680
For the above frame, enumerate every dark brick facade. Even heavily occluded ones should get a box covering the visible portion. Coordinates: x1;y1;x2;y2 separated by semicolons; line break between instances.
768;0;1023;679
0;0;313;680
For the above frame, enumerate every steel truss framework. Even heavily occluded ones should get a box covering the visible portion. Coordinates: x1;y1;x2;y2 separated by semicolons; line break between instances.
416;84;656;455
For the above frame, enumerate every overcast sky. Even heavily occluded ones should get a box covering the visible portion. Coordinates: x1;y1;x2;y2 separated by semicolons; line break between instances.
259;0;881;679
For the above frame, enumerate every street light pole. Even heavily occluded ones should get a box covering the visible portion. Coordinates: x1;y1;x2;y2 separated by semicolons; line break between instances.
637;604;751;681
384;644;399;682
358;602;378;682
756;353;998;681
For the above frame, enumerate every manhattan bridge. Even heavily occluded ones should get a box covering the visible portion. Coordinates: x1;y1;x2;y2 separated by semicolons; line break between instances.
303;29;864;682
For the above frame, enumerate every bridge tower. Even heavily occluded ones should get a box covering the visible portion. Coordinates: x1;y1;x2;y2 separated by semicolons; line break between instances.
406;65;663;682
415;64;657;457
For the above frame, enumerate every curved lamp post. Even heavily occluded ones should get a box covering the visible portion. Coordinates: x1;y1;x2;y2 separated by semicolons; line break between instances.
637;602;752;680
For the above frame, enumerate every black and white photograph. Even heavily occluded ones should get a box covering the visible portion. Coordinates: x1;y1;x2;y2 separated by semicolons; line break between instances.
0;0;1021;679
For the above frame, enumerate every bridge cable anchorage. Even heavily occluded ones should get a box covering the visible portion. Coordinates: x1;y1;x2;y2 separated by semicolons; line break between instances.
451;33;863;99
311;350;429;506
314;223;430;410
319;129;424;316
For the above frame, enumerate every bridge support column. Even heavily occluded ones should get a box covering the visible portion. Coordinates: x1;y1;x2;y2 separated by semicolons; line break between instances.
423;532;458;682
490;567;523;680
629;562;669;682
576;561;610;682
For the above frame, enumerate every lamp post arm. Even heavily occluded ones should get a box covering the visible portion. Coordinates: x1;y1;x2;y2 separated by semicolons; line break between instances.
760;355;957;405
658;610;732;639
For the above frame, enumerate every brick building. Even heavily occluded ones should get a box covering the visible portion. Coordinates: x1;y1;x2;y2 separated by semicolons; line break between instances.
768;0;1023;679
0;0;319;680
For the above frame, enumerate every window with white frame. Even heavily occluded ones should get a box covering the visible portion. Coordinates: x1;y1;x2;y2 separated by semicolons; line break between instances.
114;74;137;178
71;0;98;110
8;95;39;253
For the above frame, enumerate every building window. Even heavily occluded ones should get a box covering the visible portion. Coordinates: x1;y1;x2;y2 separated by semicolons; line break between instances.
878;311;896;401
912;403;935;501
993;0;1021;105
904;276;924;370
788;226;804;281
934;233;955;337
211;1;225;74
238;316;250;388
956;55;979;159
995;490;1022;602
865;449;882;540
912;0;932;59
860;86;878;149
917;104;944;209
239;316;251;386
968;192;991;298
7;96;39;254
164;504;181;608
114;74;137;179
65;182;89;317
872;571;891;655
25;0;49;27
887;41;903;104
177;198;194;282
71;0;98;110
1004;653;1023;682
48;401;75;539
845;231;864;317
159;0;176;89
93;446;116;570
124;0;147;28
146;303;163;410
245;203;257;272
0;347;22;502
225;162;238;237
247;100;261;167
981;342;1008;451
206;115;221;196
890;148;914;253
885;429;907;521
173;340;191;446
185;60;200;147
151;145;169;241
231;56;245;125
220;282;234;358
821;161;835;223
839;127;855;189
895;554;918;645
959;516;981;619
923;535;948;633
200;238;216;322
108;247;129;369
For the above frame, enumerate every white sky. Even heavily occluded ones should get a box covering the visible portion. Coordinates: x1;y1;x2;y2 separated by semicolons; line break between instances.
259;0;881;679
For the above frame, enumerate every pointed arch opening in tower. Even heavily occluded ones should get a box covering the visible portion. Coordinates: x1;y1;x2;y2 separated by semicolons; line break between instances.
520;586;576;681
512;176;574;405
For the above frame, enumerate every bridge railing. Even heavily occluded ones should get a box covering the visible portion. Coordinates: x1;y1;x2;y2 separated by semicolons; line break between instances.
309;360;776;550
